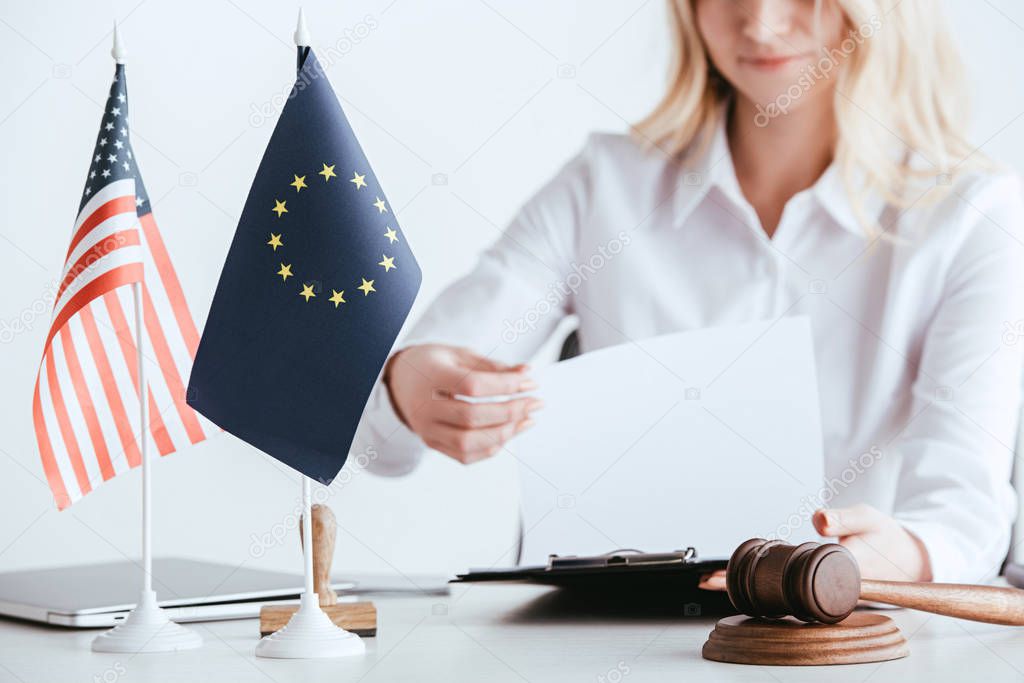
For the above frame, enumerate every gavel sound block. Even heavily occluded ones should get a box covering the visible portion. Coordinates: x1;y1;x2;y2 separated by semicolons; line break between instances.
259;504;377;637
703;538;1024;666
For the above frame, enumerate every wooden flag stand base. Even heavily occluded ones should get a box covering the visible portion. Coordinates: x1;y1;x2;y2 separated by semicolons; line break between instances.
261;602;377;638
259;501;377;637
254;476;365;659
702;612;909;666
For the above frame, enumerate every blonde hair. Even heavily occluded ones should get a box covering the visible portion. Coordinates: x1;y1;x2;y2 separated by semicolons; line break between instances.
635;0;982;232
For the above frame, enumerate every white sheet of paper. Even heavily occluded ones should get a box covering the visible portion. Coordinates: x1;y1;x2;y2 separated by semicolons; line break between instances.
503;316;825;565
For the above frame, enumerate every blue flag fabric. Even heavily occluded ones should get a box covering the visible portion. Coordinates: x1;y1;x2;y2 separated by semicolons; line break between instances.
187;49;421;483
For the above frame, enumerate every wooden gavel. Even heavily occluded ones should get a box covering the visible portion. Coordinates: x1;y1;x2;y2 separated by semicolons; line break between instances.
726;538;1024;626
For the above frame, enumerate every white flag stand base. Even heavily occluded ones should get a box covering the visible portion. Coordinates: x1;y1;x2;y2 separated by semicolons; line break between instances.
91;589;202;653
255;592;365;659
90;280;201;654
256;473;365;659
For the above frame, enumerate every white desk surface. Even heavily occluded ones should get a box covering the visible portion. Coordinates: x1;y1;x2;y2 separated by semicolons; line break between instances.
2;584;1024;682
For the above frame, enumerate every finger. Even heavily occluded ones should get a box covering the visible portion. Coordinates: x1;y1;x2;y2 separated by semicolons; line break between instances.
812;509;829;536
814;503;885;537
452;369;536;397
436;396;544;429
459;351;530;374
698;570;728;591
440;443;502;465
838;535;919;582
434;424;531;464
428;444;499;464
835;535;886;579
428;419;534;458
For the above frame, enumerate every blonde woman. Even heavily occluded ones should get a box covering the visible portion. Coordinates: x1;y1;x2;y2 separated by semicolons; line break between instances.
354;0;1024;585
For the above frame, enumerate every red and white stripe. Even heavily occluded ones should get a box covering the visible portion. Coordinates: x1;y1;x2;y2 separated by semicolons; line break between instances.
34;179;212;509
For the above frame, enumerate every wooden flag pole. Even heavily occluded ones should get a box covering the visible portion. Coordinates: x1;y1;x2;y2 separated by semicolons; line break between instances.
92;23;202;654
254;12;365;659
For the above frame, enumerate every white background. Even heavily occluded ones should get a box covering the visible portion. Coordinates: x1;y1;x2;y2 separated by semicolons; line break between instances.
1;0;1022;582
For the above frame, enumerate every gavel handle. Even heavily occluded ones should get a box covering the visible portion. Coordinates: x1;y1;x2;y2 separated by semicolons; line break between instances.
860;579;1024;626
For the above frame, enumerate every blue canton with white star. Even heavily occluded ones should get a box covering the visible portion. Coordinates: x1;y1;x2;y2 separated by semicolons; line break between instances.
79;64;151;216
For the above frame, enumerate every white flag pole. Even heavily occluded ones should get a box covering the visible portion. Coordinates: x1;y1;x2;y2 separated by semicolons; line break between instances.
92;22;202;654
301;477;315;597
255;475;364;658
255;11;364;659
137;281;152;596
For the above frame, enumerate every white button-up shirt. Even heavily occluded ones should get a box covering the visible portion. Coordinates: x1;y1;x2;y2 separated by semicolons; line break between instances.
354;118;1024;583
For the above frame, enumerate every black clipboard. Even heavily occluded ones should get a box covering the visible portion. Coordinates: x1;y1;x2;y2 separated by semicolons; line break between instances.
451;547;729;609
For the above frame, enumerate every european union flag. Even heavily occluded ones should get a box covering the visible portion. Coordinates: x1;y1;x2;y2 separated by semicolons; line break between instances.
187;48;421;484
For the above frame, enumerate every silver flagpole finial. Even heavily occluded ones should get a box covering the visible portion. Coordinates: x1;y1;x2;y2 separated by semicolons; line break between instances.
112;21;128;64
294;8;311;47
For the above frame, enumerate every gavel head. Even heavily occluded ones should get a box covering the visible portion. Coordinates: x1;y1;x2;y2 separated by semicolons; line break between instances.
725;538;862;624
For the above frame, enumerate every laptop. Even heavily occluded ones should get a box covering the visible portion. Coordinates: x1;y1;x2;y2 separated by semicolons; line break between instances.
0;558;446;628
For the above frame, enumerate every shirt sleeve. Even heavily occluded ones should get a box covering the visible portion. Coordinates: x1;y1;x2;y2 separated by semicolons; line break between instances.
893;173;1024;583
353;141;594;476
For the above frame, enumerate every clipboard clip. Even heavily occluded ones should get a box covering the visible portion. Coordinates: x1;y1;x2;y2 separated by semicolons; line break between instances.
546;546;697;571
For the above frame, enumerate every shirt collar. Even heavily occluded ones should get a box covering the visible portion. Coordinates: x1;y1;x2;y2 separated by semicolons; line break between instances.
812;161;887;236
671;116;739;224
671;113;885;237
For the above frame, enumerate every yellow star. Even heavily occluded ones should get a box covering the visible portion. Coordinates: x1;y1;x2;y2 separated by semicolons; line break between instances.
299;283;316;301
329;289;346;307
277;263;293;281
267;233;283;250
291;174;307;192
384;227;399;244
319;163;337;181
378;254;396;272
358;278;376;296
272;199;288;217
373;196;388;214
350;172;367;189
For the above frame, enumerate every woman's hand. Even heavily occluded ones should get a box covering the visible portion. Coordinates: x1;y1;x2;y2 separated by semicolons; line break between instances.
384;344;542;464
697;503;933;591
811;504;932;582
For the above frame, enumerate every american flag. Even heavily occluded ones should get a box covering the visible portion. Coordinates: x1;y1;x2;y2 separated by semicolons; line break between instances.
33;63;211;509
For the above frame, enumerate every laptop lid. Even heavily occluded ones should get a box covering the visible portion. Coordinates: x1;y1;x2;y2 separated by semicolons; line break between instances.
0;558;352;624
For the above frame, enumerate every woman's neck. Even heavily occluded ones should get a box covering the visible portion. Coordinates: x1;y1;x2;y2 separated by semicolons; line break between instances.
728;96;837;238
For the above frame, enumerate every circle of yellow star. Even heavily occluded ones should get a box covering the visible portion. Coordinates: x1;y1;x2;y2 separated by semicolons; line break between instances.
267;233;283;250
319;163;337;181
378;254;396;272
277;263;293;281
373;197;387;214
299;283;317;301
272;199;288;217
291;174;307;192
358;278;376;296
384;227;398;244
329;289;346;307
350;172;367;189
